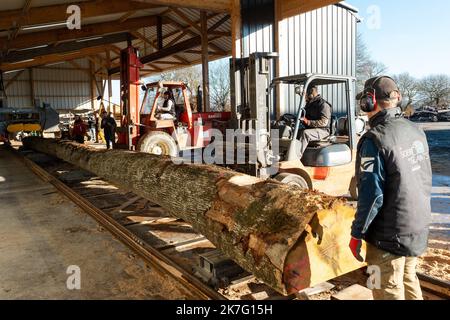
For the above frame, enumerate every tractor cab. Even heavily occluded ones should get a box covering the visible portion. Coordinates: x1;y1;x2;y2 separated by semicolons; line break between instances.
271;74;359;168
137;81;230;156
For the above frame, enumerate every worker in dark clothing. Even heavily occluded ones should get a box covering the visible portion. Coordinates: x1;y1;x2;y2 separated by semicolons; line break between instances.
101;111;117;149
349;76;432;300
156;91;176;120
72;115;87;144
297;85;332;158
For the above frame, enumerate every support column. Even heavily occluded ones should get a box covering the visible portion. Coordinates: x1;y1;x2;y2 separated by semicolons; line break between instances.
157;16;163;50
29;68;35;107
201;11;210;112
89;60;97;111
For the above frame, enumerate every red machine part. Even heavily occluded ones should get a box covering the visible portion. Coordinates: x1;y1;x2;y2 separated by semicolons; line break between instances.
180;111;231;147
118;46;142;149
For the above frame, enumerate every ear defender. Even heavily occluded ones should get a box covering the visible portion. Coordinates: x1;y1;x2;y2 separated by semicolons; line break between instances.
361;90;377;113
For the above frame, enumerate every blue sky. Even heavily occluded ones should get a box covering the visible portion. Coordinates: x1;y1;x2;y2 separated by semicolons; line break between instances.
350;0;450;78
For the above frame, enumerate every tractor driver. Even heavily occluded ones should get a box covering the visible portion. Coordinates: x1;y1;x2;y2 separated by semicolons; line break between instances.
156;91;176;120
296;85;332;158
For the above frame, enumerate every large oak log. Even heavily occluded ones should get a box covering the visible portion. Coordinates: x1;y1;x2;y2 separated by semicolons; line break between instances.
22;137;365;295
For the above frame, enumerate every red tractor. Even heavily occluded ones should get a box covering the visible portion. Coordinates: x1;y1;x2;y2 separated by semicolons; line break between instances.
115;46;230;155
137;81;230;156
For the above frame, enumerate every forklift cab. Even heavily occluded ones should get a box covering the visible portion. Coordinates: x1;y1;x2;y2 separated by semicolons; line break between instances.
271;74;358;167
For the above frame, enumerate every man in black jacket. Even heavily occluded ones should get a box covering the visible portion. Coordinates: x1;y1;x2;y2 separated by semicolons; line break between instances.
297;86;332;158
349;76;432;300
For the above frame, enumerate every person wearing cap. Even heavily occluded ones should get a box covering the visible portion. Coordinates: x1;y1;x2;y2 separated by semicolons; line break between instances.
349;76;432;300
296;85;332;158
156;91;176;120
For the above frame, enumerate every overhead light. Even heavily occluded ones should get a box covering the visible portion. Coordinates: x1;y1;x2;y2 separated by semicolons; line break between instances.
10;59;34;64
76;36;103;43
58;51;80;57
45;62;66;67
3;69;25;74
21;21;67;31
16;44;48;51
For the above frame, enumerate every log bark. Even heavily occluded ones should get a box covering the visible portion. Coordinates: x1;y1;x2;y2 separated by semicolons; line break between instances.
22;137;365;295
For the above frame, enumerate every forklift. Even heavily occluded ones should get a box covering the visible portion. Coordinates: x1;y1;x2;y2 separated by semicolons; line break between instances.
230;52;363;198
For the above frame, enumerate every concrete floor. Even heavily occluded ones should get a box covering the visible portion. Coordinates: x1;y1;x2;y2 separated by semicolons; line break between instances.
0;146;189;299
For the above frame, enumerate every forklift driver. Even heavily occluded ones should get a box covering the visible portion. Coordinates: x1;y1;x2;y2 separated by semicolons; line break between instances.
297;85;332;158
156;91;176;120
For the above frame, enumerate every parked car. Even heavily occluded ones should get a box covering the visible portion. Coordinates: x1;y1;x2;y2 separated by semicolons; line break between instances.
409;111;439;122
438;111;450;122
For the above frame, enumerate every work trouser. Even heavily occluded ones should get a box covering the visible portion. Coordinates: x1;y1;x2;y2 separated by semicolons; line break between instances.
366;244;423;300
297;128;330;158
104;134;114;150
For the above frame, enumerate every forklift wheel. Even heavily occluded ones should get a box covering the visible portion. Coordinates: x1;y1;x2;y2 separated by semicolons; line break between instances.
138;131;178;157
274;173;309;190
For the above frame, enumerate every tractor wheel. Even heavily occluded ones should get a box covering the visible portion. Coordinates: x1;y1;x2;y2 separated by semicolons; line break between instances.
137;131;179;157
349;175;358;200
274;173;309;190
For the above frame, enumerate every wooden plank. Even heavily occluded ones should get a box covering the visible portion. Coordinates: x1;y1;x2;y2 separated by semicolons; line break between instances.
4;69;25;90
331;284;373;300
280;0;340;19
0;0;164;30
3;33;133;64
0;16;167;51
296;282;335;298
133;0;231;12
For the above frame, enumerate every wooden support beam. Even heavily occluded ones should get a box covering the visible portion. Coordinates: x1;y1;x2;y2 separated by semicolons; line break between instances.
109;16;230;74
201;11;210;112
119;11;138;23
170;8;202;33
29;67;35;105
0;0;164;30
133;0;231;12
0;15;167;51
3;33;134;64
1;45;111;72
4;69;26;90
157;16;164;50
279;0;341;19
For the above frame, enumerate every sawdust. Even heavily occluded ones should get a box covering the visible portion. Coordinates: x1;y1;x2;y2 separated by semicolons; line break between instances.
103;244;193;299
418;238;450;282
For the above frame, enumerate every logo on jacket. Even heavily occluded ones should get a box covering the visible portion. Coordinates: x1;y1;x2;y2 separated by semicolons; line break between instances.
361;157;375;173
399;140;429;172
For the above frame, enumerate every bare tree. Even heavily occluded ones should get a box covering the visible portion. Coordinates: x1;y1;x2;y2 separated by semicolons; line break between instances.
356;32;388;92
392;73;419;110
209;59;230;111
419;74;450;107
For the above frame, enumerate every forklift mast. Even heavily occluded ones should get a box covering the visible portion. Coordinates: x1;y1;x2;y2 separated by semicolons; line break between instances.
118;46;142;150
230;52;278;178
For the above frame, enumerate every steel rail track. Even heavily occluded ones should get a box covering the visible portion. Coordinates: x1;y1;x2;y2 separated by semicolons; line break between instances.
19;154;226;301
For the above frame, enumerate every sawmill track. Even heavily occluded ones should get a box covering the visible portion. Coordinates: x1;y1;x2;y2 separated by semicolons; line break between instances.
14;147;450;301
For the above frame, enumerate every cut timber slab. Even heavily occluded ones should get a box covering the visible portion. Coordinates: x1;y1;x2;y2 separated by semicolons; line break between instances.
296;281;335;299
331;284;373;300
